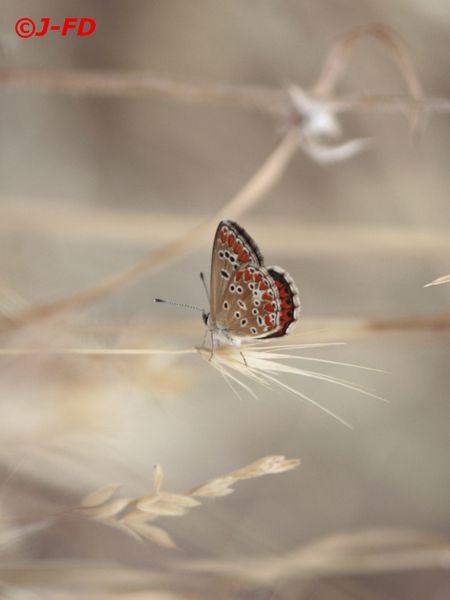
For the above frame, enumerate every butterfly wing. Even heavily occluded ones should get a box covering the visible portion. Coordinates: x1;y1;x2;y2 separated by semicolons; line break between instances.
209;221;300;340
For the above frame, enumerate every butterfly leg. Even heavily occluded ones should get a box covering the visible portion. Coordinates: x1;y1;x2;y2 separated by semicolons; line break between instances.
240;351;248;367
208;330;215;361
200;327;209;350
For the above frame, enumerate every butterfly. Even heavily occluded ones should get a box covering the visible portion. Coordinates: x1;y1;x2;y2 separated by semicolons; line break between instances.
203;220;300;347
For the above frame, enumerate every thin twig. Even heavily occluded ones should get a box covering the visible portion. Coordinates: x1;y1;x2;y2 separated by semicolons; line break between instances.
1;69;448;117
313;24;423;99
0;69;285;114
0;24;448;123
312;23;426;135
329;94;450;116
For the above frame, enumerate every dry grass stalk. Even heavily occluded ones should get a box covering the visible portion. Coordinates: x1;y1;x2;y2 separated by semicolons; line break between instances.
1;26;447;122
77;456;299;548
1;310;449;361
79;313;450;338
3;203;449;258
183;528;450;583
2;67;446;117
367;314;450;332
288;23;425;159
0;526;447;596
313;24;423;100
0;562;192;596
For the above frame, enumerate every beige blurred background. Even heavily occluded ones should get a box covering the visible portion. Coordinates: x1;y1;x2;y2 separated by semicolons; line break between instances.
0;1;449;599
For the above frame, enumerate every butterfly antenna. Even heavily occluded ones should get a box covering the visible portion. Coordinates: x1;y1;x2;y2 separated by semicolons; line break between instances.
199;272;210;302
154;297;206;315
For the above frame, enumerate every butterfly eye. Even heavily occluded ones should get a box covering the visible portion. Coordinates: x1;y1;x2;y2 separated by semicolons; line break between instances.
218;250;224;259
229;255;236;263
233;264;239;270
254;300;260;306
250;327;257;334
234;311;240;319
236;286;243;294
229;284;236;292
238;300;246;310
257;316;264;326
248;283;256;290
220;269;230;280
240;318;248;327
223;301;229;310
224;250;230;259
252;308;258;316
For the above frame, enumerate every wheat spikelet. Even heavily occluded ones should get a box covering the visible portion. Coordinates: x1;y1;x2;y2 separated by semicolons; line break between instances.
77;456;299;548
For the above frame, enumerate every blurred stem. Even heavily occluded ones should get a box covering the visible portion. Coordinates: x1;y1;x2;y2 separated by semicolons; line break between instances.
2;204;448;255
1;68;449;115
0;314;448;355
0;68;285;113
366;314;450;332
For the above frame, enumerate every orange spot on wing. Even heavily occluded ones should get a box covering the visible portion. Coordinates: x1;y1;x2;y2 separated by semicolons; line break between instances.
281;310;293;323
228;234;235;247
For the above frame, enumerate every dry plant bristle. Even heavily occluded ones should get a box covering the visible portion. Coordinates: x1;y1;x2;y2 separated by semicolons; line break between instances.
424;274;450;287
197;342;386;428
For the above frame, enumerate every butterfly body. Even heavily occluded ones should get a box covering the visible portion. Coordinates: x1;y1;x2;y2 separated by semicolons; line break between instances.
207;220;300;346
